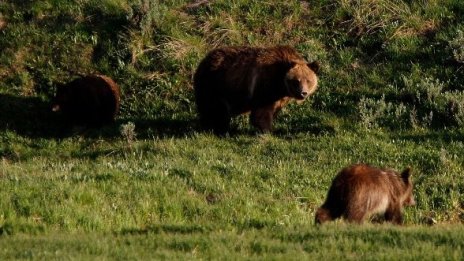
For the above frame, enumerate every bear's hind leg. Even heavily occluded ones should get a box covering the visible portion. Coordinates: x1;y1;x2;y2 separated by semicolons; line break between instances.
199;99;231;135
344;205;367;224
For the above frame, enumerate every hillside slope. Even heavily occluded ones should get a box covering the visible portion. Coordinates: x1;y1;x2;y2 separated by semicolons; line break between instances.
0;0;464;259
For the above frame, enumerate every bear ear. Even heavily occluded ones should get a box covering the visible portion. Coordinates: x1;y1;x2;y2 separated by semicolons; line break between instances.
401;167;412;183
285;61;297;71
55;83;65;92
307;61;320;74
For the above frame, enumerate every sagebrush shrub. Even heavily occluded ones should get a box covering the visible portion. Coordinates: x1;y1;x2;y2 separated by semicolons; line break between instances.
127;0;165;36
120;121;137;146
360;75;464;129
449;29;464;64
444;93;464;127
358;95;409;129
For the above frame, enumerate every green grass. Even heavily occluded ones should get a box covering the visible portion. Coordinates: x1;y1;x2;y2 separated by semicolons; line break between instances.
1;0;464;259
1;225;463;260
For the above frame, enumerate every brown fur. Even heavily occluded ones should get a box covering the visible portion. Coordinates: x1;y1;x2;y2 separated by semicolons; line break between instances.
52;74;120;126
315;164;415;225
193;46;319;134
0;16;6;30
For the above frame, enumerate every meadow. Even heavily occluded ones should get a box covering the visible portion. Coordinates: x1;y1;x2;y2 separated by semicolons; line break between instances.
1;0;464;259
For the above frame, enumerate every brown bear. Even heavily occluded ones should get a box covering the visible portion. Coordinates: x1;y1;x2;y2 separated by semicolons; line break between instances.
52;74;120;126
315;164;415;225
193;46;319;134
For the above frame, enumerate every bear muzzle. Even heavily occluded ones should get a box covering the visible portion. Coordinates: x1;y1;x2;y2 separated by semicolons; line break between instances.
52;104;61;112
294;88;309;100
405;196;416;206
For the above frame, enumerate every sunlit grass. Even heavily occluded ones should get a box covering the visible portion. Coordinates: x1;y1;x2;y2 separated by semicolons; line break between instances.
1;0;464;258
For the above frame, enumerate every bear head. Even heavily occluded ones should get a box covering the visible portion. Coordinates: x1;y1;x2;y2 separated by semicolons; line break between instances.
400;167;415;206
51;84;70;112
284;61;319;100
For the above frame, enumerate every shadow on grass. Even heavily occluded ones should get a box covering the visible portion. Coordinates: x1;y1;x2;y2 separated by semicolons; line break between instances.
273;122;337;137
119;117;198;139
398;130;464;144
60;115;200;139
0;94;199;139
119;224;208;235
0;93;337;140
78;117;199;140
0;93;68;138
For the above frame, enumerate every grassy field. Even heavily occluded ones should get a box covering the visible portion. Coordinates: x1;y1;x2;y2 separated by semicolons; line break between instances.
1;0;464;259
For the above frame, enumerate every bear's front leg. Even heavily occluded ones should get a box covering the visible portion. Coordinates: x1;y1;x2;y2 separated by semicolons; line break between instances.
250;105;275;133
384;206;404;225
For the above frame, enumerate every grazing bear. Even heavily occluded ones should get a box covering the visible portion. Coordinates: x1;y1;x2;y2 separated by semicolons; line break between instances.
52;74;120;126
193;46;319;134
315;164;415;225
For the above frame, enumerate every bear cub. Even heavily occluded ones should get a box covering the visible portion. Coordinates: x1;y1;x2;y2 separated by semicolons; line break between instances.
193;46;319;134
315;164;415;225
52;74;120;127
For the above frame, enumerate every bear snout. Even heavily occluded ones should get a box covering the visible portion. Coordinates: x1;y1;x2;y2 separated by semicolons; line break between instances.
52;104;61;112
405;196;416;206
294;92;307;100
295;87;309;100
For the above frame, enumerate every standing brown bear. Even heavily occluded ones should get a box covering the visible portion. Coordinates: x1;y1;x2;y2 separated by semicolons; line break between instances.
315;164;415;225
193;46;319;134
52;74;120;127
